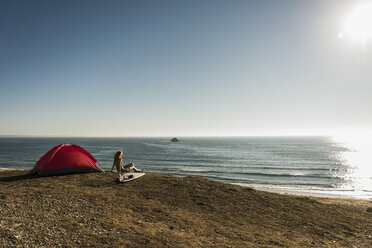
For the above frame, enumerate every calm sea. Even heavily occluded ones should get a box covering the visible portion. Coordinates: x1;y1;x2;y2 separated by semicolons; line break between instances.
0;137;371;199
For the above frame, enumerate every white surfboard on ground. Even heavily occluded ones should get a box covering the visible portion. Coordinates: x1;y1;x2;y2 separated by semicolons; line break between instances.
117;172;145;183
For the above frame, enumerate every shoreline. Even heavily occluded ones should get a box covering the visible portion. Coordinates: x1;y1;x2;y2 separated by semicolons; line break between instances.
1;168;370;201
1;168;371;211
238;183;372;201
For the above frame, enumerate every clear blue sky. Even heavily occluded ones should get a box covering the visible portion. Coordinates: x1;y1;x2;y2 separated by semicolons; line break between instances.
0;0;371;137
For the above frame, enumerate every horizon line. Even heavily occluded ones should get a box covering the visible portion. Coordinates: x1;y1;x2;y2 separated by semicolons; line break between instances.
0;134;332;138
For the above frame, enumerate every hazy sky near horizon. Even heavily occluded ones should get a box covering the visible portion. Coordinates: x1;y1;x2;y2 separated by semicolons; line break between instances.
0;0;371;137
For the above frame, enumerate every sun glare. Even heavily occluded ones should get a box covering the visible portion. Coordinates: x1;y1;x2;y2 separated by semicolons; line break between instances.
332;132;372;194
343;3;372;42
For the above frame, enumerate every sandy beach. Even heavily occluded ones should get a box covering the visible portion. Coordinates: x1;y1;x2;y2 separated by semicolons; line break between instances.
0;169;371;248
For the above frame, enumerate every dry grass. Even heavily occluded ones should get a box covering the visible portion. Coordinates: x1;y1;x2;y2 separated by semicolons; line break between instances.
0;169;371;248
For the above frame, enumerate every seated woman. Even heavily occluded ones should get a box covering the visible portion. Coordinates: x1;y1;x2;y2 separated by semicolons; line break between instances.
111;150;143;173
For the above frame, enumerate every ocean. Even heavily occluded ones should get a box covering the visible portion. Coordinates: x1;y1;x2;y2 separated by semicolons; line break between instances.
0;136;371;199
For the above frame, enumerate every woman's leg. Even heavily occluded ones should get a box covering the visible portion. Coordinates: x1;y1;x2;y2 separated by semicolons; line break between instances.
124;163;143;172
133;165;143;172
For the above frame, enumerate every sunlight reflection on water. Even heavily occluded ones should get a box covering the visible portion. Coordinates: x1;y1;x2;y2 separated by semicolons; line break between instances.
332;134;372;197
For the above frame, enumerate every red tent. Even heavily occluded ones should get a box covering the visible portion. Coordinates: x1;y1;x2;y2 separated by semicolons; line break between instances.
29;144;103;176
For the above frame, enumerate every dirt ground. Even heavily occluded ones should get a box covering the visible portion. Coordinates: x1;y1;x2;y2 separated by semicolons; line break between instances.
0;169;371;248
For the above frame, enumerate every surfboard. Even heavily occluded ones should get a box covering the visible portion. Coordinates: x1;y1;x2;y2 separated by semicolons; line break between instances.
116;172;145;183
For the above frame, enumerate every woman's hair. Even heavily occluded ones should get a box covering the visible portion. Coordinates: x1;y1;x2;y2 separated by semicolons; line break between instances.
114;150;123;160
